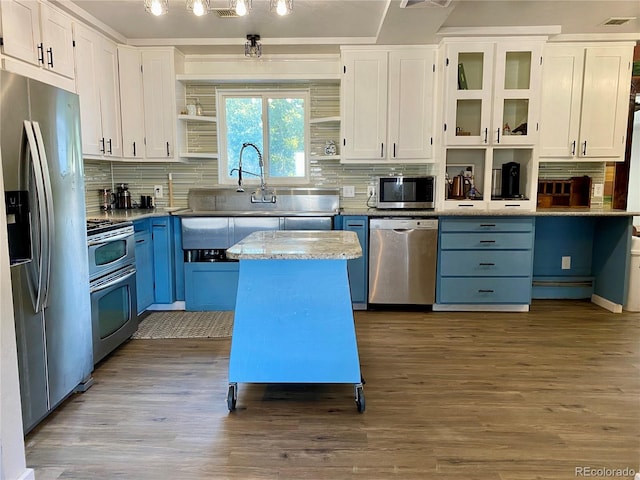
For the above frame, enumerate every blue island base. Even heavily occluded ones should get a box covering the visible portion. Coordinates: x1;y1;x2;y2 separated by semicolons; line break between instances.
228;259;364;411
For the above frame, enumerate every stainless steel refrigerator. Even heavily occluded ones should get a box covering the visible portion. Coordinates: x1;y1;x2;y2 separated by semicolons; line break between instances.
1;71;93;433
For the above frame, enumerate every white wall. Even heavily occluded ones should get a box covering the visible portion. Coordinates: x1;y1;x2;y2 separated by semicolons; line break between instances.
628;107;640;227
0;160;33;479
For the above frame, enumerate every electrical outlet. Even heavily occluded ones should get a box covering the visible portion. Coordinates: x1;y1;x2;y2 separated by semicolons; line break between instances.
342;185;355;198
593;183;604;197
154;185;163;199
561;256;571;270
367;186;376;198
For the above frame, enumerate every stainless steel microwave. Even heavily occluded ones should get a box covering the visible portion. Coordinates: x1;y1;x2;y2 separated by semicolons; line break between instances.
376;176;435;209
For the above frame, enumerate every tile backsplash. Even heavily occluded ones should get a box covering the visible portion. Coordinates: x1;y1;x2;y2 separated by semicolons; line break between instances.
84;157;437;214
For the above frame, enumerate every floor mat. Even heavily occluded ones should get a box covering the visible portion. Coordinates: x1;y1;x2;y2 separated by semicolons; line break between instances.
132;311;234;339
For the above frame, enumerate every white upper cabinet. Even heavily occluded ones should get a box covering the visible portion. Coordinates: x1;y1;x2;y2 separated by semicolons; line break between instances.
0;0;74;79
39;2;74;78
341;50;388;161
341;47;436;163
539;43;633;160
118;46;145;159
142;49;178;160
443;40;543;146
74;23;122;158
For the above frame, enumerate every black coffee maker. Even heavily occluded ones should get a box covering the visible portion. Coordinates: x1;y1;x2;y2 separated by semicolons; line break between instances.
501;162;521;198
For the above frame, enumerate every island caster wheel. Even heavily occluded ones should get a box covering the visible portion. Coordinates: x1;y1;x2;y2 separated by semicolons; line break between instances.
227;383;237;411
355;385;365;413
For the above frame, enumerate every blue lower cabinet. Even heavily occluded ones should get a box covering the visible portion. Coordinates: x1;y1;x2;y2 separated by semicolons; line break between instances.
184;262;239;311
341;216;368;308
437;216;535;308
134;230;154;314
152;217;175;304
172;216;185;301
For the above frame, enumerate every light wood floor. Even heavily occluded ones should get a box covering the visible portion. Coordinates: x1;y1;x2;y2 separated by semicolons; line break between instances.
25;300;640;480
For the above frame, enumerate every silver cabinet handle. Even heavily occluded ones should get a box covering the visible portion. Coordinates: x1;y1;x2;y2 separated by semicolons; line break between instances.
107;138;113;154
571;140;576;156
582;141;587;156
37;43;44;64
484;128;488;144
380;143;384;158
166;141;170;157
100;138;105;153
46;47;53;68
496;127;500;143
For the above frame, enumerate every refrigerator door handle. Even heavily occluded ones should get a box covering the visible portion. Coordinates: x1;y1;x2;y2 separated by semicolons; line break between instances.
32;121;55;310
22;120;48;312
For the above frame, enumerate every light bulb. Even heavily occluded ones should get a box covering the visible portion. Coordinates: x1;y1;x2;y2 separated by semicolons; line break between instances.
150;0;164;16
235;0;247;16
276;0;288;15
193;0;205;16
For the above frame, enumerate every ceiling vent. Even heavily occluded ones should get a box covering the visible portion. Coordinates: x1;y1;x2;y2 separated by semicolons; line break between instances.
400;0;452;8
212;8;239;17
602;17;636;26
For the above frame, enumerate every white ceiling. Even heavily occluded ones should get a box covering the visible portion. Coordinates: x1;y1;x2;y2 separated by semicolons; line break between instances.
61;0;640;54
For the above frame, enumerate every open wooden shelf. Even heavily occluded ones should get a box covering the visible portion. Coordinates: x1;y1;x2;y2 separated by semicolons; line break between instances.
537;176;592;208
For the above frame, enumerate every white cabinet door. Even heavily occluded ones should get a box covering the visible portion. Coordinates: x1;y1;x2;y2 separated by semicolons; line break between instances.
341;50;388;160
74;24;122;158
118;46;145;159
443;42;495;146
39;2;74;79
142;49;176;159
98;39;122;158
444;41;542;147
388;49;435;161
539;45;584;158
73;23;102;156
492;42;543;146
539;44;633;160
0;0;42;67
579;46;632;158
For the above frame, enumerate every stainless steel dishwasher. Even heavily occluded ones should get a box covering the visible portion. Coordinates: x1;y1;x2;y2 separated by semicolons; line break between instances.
368;217;438;305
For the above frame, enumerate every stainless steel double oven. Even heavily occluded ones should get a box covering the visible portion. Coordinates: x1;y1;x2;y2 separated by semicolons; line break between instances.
87;220;138;364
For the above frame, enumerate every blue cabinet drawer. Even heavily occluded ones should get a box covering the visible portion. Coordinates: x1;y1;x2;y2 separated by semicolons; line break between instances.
438;277;532;304
441;232;534;250
440;250;533;277
440;217;534;233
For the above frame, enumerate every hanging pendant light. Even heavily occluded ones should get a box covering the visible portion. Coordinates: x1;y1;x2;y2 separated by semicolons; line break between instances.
187;0;210;16
245;34;262;58
144;0;168;16
229;0;252;16
270;0;292;16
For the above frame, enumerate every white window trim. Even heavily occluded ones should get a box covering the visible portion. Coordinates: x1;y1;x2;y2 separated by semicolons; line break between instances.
217;88;311;187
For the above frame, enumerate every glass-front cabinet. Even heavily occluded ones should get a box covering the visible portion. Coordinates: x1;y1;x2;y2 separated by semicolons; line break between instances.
444;40;543;147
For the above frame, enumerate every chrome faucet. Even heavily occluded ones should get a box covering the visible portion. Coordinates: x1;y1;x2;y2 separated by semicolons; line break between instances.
229;142;276;203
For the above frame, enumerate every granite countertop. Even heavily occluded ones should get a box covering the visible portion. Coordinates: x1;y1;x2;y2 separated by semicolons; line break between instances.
87;206;639;222
86;208;183;221
226;230;362;260
339;207;640;217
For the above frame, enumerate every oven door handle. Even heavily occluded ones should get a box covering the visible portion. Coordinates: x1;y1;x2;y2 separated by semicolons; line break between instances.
88;232;134;246
90;270;136;294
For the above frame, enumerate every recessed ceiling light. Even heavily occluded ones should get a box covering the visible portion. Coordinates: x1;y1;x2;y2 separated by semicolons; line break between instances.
602;17;636;26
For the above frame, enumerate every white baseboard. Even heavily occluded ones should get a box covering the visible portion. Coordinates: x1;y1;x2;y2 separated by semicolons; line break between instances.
146;301;186;311
591;294;622;313
18;468;35;480
432;304;530;312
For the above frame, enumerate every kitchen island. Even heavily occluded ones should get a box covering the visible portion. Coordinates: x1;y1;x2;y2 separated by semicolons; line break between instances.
225;230;365;412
